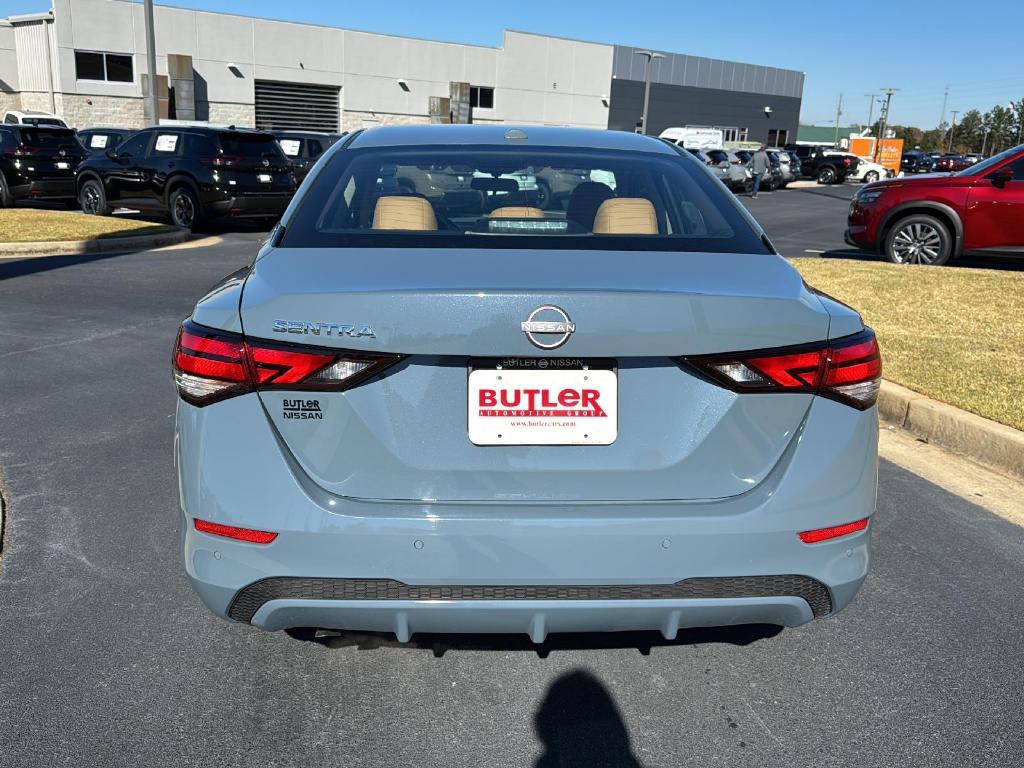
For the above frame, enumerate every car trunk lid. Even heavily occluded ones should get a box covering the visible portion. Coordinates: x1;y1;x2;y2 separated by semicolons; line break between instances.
237;247;832;502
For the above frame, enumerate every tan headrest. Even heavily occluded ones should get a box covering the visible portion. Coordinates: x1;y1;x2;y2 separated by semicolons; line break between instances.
592;198;658;234
488;206;545;219
372;196;437;230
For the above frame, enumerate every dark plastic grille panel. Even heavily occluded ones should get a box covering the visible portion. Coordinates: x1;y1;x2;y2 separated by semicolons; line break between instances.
254;80;340;132
228;575;832;623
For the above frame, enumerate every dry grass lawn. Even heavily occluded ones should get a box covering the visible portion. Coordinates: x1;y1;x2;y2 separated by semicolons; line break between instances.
793;258;1024;431
0;209;176;243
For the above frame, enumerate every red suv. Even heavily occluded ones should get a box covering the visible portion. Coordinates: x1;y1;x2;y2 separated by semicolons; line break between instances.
846;144;1024;265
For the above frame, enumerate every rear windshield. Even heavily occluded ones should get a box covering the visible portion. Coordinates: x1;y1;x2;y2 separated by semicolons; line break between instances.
19;129;81;149
22;117;67;127
281;144;768;253
217;133;285;158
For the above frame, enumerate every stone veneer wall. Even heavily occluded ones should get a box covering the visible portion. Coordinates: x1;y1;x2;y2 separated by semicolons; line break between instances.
204;102;256;128
0;91;20;115
57;94;146;129
340;110;432;133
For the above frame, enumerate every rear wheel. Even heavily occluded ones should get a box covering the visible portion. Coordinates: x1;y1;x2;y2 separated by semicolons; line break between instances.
817;166;837;184
864;170;880;183
79;179;110;216
884;214;952;266
169;186;201;229
535;181;552;210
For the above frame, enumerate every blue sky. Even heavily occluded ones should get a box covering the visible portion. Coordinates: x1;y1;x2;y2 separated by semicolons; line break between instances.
8;0;1023;127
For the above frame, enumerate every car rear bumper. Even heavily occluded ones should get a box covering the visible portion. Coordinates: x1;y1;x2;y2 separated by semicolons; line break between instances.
177;394;877;640
205;193;292;218
9;177;76;199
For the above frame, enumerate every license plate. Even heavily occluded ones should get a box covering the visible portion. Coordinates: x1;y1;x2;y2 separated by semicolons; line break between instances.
56;161;69;169
467;359;617;446
257;173;272;183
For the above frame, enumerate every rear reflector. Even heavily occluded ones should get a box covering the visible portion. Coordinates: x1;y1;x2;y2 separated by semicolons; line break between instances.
194;518;278;544
682;328;881;410
798;518;869;544
173;320;404;406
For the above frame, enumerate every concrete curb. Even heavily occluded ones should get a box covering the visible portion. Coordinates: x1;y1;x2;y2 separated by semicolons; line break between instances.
0;227;190;258
879;380;1024;482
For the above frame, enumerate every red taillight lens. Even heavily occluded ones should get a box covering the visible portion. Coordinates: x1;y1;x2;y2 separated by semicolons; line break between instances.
173;320;403;406
798;518;869;544
194;518;278;544
200;154;244;167
173;325;249;406
682;328;881;410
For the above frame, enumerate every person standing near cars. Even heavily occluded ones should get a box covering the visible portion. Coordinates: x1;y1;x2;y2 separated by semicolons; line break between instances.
749;145;770;198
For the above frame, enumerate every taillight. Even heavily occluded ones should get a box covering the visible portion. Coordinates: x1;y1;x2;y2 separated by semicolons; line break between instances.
842;157;852;166
798;518;869;544
194;518;278;544
173;320;403;407
682;328;881;410
200;154;244;167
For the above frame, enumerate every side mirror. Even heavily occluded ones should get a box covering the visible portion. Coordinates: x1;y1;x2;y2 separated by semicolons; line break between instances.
992;167;1014;188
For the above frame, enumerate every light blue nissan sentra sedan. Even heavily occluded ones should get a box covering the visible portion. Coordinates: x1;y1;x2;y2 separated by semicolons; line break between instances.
173;125;879;642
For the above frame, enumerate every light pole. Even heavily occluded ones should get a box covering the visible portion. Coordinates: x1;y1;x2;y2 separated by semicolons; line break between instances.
947;110;959;152
143;0;160;126
874;88;898;163
635;50;665;135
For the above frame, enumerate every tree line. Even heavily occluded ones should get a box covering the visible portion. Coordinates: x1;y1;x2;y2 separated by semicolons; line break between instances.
871;101;1023;155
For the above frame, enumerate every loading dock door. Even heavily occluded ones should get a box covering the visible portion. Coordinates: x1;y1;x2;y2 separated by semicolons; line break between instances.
254;80;340;132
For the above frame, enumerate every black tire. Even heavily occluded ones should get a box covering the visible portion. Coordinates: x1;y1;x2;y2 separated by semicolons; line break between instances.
884;214;952;266
535;181;552;210
78;178;110;216
864;170;880;183
816;166;837;184
168;185;201;229
0;173;13;208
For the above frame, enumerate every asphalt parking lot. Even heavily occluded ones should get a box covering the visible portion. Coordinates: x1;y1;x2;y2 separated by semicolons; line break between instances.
1;187;1023;767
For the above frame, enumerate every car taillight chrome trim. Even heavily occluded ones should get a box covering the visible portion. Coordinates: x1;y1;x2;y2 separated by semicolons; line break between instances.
680;328;882;410
173;320;404;407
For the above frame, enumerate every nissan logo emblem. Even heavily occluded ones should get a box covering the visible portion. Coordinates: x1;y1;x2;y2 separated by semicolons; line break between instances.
521;305;575;349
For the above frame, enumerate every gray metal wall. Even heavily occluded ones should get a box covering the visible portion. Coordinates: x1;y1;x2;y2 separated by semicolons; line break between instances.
611;45;803;99
607;79;801;144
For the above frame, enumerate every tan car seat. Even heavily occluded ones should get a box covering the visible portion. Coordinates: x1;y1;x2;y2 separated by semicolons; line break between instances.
592;198;658;234
372;196;438;230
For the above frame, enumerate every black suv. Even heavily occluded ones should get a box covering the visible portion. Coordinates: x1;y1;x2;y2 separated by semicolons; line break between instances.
76;126;296;228
270;130;342;184
0;125;87;207
787;144;857;184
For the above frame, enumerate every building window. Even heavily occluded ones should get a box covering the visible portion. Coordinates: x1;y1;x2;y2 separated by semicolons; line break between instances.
75;50;134;83
767;129;788;147
470;86;494;110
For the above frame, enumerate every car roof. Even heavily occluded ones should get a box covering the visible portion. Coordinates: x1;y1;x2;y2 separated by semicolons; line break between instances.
348;125;676;154
0;124;72;132
271;130;336;137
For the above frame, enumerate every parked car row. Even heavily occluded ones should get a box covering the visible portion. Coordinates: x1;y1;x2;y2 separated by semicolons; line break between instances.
659;139;805;193
0;118;344;228
900;150;984;174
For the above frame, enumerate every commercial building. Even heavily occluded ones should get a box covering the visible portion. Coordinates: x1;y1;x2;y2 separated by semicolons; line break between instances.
1;0;803;144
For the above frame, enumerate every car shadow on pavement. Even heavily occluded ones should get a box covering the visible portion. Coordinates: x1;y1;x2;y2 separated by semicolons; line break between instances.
284;623;783;658
0;250;131;281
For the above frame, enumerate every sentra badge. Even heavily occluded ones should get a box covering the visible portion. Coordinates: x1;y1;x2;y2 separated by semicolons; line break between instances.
272;320;375;338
